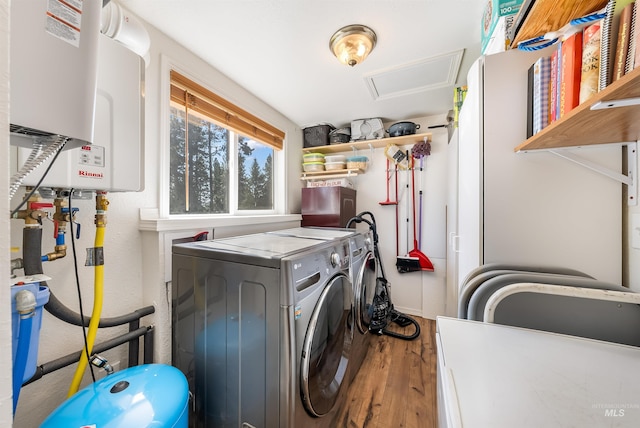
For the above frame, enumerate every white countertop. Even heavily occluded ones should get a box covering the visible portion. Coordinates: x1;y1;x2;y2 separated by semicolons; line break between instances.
436;317;640;428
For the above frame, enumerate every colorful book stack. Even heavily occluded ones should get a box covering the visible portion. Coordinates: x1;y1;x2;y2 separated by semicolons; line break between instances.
526;0;640;138
600;0;639;88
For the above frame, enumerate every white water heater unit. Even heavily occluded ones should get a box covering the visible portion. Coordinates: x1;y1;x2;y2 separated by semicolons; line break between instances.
10;0;102;150
16;33;145;192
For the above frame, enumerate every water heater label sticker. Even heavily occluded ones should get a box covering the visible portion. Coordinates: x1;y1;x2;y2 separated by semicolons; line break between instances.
45;0;83;48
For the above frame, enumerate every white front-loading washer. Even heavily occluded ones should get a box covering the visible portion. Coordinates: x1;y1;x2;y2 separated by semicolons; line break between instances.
172;232;353;428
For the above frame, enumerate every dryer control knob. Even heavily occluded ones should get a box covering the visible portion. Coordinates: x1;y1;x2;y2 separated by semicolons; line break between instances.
330;252;341;268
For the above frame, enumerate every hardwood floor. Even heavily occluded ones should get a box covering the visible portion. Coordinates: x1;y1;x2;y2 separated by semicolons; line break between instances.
337;316;438;428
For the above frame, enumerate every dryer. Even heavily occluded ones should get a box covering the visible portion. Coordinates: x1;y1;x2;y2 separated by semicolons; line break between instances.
171;232;353;428
347;229;377;383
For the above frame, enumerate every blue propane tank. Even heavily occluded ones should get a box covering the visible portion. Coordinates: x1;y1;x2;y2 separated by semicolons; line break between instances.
41;364;188;427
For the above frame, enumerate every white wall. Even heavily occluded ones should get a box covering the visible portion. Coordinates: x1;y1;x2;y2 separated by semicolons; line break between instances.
346;114;450;319
1;2;13;426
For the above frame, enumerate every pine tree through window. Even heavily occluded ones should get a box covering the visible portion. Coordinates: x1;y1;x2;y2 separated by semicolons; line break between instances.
169;70;283;215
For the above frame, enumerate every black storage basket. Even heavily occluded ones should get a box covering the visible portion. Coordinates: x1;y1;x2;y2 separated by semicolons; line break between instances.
303;124;335;148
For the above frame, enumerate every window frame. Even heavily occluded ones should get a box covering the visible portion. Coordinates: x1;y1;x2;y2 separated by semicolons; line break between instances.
159;55;286;219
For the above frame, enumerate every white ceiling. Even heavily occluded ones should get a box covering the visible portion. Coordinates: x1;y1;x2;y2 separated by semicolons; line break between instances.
120;0;485;128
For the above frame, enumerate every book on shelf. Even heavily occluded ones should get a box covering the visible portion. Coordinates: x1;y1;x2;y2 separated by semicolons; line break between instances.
628;0;640;71
580;20;602;104
532;56;551;135
549;47;559;123
626;1;638;72
613;1;634;80
527;63;534;138
600;0;636;89
560;30;583;118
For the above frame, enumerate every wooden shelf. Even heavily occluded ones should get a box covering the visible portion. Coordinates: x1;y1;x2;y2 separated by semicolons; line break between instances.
300;168;364;181
515;66;640;151
510;0;608;48
301;132;432;154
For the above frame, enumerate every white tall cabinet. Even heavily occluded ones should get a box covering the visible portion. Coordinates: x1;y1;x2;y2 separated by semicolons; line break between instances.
448;49;622;299
445;128;459;316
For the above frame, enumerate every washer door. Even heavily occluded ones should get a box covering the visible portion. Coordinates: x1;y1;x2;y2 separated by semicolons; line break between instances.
355;252;377;333
300;274;351;417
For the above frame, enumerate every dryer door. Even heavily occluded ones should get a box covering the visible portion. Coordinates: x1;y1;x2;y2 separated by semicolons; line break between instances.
355;251;377;333
300;273;351;417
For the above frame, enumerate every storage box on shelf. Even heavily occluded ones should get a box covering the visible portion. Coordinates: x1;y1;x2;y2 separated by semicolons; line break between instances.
300;168;364;181
306;178;355;189
481;0;524;55
303;124;335;148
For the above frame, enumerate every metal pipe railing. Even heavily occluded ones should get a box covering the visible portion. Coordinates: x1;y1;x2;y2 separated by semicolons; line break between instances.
23;325;153;386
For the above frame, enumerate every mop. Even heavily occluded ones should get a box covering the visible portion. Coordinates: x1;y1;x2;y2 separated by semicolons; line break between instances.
415;143;432;249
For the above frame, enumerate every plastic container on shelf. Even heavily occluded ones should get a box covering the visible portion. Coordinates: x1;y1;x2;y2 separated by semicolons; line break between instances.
346;156;369;171
302;162;325;172
302;152;325;163
325;161;346;171
325;155;346;163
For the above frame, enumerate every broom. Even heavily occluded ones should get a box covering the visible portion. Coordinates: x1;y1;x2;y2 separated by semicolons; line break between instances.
408;138;434;272
396;151;422;273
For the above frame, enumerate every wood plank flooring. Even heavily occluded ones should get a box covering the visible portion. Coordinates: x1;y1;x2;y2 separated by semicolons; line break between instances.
336;316;438;428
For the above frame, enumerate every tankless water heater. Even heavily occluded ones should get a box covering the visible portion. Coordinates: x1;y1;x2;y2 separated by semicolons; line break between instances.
15;34;145;192
10;0;102;150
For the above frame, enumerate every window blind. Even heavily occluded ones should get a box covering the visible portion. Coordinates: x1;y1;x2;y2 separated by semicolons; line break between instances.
170;70;284;150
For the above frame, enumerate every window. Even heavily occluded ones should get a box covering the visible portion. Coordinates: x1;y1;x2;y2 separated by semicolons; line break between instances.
169;70;284;215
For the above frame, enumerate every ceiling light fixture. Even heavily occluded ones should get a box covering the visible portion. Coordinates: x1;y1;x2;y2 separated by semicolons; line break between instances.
329;24;377;67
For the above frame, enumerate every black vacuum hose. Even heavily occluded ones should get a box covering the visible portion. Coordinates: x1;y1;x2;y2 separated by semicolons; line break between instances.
382;310;421;341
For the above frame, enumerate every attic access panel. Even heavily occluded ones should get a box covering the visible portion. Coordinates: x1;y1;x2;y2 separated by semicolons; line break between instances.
364;49;464;101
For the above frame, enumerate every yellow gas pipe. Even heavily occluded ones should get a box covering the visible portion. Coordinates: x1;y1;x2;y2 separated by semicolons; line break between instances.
67;192;108;397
